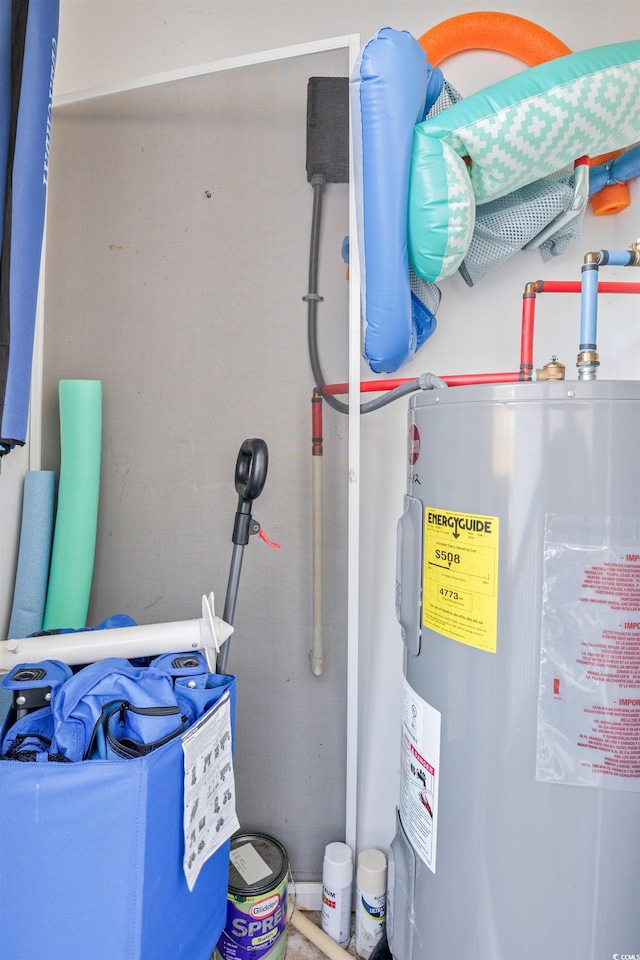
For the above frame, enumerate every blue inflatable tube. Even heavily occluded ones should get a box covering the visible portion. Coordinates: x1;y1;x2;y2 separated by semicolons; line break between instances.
589;143;640;195
8;469;55;639
350;28;443;373
0;4;11;256
0;0;59;454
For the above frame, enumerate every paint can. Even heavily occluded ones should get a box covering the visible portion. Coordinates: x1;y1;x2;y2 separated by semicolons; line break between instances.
214;833;289;960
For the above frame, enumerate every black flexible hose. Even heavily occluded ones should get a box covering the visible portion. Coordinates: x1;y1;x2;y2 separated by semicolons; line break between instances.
307;178;425;415
307;176;349;413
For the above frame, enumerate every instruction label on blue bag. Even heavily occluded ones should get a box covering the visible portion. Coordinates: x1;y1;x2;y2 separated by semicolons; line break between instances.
182;692;239;890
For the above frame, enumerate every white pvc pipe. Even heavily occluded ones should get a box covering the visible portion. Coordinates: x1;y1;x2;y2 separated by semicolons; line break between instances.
289;908;353;960
0;593;233;673
311;452;324;676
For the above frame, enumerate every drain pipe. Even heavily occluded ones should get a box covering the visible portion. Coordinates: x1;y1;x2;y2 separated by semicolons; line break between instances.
311;391;324;677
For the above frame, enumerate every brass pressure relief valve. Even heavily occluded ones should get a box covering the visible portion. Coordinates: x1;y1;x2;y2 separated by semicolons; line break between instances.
537;356;566;381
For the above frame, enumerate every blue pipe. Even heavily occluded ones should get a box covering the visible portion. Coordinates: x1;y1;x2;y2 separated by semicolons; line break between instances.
579;248;639;379
597;249;639;267
580;261;599;349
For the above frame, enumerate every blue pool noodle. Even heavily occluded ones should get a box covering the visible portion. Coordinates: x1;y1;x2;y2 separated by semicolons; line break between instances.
8;469;56;639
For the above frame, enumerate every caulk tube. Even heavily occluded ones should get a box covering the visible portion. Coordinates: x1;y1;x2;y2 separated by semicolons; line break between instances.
354;849;387;958
321;842;353;947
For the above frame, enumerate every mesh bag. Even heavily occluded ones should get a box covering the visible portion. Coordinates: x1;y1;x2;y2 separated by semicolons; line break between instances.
410;268;442;316
428;79;463;115
459;169;582;287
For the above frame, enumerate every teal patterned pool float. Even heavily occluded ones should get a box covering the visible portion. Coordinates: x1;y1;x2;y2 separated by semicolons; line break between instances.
409;40;640;282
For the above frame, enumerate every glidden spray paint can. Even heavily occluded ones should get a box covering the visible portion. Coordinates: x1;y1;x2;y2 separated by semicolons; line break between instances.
215;833;289;960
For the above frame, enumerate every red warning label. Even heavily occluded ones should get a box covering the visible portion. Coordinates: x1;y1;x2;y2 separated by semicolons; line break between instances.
408;424;420;465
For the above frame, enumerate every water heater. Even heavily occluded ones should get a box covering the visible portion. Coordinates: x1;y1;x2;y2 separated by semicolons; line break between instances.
391;379;640;960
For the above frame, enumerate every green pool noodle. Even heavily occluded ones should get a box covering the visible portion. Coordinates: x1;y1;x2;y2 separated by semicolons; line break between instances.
43;379;102;630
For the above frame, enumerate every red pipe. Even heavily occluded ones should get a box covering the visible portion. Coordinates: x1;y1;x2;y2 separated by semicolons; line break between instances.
320;379;408;396
520;290;535;375
534;280;640;294
441;372;522;386
311;393;323;453
319;372;523;396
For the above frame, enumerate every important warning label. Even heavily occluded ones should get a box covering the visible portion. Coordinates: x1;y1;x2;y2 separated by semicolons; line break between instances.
422;507;499;652
537;516;640;792
400;679;441;873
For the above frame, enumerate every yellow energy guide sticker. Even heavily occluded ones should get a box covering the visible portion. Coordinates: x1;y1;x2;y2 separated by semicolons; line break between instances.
422;507;499;653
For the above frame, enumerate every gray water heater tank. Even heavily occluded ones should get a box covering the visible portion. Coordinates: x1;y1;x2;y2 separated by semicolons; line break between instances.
391;380;640;960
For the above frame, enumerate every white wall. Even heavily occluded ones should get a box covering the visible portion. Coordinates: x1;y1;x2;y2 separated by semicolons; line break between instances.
50;0;639;864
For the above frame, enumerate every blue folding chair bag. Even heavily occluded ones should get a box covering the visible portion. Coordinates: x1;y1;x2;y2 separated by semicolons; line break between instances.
0;673;236;960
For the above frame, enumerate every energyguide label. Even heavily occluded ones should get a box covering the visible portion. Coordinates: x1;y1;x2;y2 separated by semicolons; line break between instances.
422;507;499;652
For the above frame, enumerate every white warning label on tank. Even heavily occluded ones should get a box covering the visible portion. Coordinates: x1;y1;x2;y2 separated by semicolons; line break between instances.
400;679;441;873
536;515;640;791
